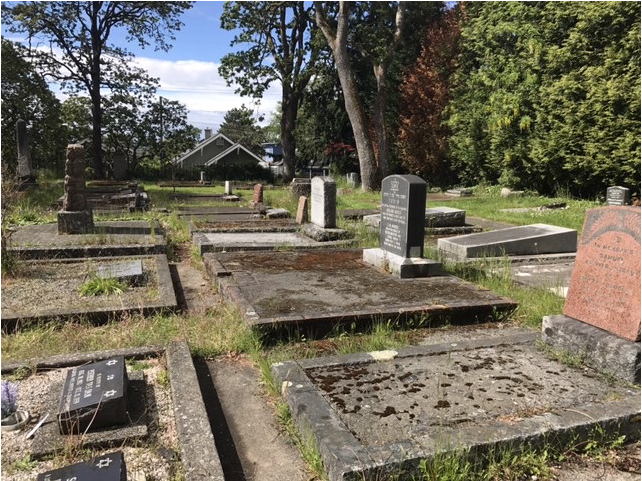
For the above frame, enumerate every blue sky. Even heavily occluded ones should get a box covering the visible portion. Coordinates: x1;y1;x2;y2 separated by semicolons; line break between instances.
2;1;281;133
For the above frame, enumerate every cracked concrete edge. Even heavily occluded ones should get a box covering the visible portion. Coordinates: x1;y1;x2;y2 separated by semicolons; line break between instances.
167;341;224;481
1;345;165;373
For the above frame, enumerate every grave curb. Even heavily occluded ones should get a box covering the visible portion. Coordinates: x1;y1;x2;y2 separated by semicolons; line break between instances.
273;333;641;481
1;254;177;331
167;341;225;481
194;233;355;255
187;219;299;235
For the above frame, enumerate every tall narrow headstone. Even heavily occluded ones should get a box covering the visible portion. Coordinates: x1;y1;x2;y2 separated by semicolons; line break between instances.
606;186;630;206
347;172;359;188
296;196;309;224
250;183;264;208
225;180;233;195
37;451;127;481
311;177;336;228
16;119;36;186
57;144;94;234
58;356;129;434
200;171;206;184
112;153;127;181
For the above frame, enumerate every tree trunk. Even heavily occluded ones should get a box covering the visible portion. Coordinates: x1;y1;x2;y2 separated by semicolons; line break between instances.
372;64;390;179
90;5;104;179
281;89;298;182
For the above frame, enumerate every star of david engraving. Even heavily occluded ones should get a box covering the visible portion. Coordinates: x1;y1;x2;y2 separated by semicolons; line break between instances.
104;390;117;398
106;359;118;366
96;457;112;469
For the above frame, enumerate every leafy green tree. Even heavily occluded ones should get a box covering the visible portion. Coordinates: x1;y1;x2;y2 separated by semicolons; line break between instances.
219;1;319;181
61;96;93;145
218;106;266;156
3;1;193;178
1;39;66;175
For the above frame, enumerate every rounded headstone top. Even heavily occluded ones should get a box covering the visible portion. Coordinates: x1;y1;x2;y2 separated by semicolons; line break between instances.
382;174;426;186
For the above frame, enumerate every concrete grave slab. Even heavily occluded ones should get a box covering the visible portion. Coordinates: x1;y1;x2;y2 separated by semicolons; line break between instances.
1;255;176;331
204;249;516;329
438;224;577;261
169;192;240;202
364;207;482;236
176;206;258;214
509;262;574;296
8;221;166;259
272;334;641;481
339;209;379;220
188;218;299;235
445;187;473;197
193;232;353;255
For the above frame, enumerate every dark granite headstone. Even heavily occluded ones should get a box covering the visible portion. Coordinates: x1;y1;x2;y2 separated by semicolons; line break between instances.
606;186;630;206
380;175;426;258
97;260;144;285
58;356;129;434
37;451;127;481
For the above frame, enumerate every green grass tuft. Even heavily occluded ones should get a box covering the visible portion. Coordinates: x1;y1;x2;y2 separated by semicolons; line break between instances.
79;278;127;297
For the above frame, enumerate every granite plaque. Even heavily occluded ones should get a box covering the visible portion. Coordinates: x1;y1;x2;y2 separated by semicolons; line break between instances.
311;177;337;228
97;260;144;285
58;356;129;434
38;451;127;481
606;186;630;206
380;175;426;258
564;206;641;341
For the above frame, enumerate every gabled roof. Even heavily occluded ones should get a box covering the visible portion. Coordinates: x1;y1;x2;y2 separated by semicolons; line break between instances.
174;132;236;165
204;142;264;166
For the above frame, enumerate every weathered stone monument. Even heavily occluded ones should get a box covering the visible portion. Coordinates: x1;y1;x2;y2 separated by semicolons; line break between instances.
37;451;127;481
289;177;311;198
225;180;233;195
606;186;630;206
302;177;349;241
250;183;263;208
58;356;129;434
16;119;36;187
542;206;641;383
363;175;442;277
296;196;309;224
57;144;94;234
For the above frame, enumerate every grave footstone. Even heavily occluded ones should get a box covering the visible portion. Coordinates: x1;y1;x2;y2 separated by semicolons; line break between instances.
606;186;630;206
311;177;336;228
38;451;127;481
57;144;94;234
250;183;264;208
97;260;144;286
542;206;641;383
363;175;442;278
296;196;309;224
225;180;233;195
16;119;36;187
58;356;129;434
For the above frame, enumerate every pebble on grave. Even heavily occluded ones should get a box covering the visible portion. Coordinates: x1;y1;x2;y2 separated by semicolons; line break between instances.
97;260;144;286
58;356;129;435
37;451;127;481
606;186;631;206
363;174;442;278
57;144;94;234
542;206;641;383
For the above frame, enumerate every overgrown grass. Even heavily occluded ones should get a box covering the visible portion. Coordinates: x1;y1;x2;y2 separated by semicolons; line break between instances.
79;277;127;296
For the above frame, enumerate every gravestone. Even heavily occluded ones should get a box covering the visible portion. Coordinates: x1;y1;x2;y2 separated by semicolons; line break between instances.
445;187;473;197
112;153;127;181
200;171;206;184
97;260;144;286
296;196;309;224
346;172;359;188
363;175;442;277
250;183;264;208
57;144;94;234
311;177;336;228
225;180;233;195
37;451;127;481
58;356;129;434
16;119;36;186
289;177;311;198
564;206;641;340
606;186;630;206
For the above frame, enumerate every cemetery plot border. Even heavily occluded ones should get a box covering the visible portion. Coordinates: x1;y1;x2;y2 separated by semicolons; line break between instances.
193;232;354;255
1;255;176;331
272;334;641;481
188;219;299;235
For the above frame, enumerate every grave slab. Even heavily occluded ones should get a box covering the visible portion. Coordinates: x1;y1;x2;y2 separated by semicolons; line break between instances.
193;232;352;255
510;261;574;296
445;187;473;197
188;219;299;235
169;193;240;202
37;451;127;481
563;207;641;341
1;255;176;330
272;334;641;481
8;221;165;259
204;249;516;329
58;356;129;434
438;224;577;261
338;209;379;220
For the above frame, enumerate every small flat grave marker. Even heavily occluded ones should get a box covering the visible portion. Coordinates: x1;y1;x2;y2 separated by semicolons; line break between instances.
97;260;144;285
58;356;129;434
606;186;630;206
37;451;127;481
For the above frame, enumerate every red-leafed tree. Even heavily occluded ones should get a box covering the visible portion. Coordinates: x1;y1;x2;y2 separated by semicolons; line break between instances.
397;5;464;187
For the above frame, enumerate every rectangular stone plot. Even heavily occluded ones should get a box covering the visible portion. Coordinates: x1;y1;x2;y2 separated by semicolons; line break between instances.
38;451;127;481
380;175;426;258
563;206;641;340
58;356;129;434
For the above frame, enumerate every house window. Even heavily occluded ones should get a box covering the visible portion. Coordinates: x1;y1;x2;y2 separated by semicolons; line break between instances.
216;138;224;147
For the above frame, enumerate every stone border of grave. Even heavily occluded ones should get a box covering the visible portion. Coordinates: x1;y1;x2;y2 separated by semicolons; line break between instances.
1;342;224;481
272;333;641;481
203;250;517;329
1;255;177;331
193;232;354;255
187;219;300;235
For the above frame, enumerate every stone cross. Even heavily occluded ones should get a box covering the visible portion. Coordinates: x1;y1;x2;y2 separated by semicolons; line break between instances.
57;144;94;234
311;177;337;228
296;196;309;224
16;119;35;183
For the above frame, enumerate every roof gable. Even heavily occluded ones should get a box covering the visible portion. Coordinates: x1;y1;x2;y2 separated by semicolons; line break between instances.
174;132;236;164
204;142;264;166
